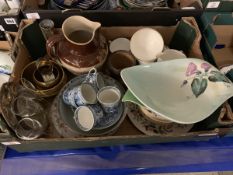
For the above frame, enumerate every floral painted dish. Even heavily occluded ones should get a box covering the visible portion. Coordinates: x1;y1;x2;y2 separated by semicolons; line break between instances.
127;103;193;135
121;58;233;124
58;74;127;136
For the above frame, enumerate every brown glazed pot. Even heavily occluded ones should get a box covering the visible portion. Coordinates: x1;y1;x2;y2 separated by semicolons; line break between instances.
46;16;108;74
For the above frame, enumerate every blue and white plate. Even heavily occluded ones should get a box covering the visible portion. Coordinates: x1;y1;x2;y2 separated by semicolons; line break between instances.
58;73;126;134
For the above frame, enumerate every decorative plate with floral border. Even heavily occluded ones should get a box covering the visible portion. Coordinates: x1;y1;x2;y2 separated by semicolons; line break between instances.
127;103;193;136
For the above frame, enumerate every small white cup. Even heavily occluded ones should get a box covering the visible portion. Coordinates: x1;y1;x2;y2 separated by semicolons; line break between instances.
63;83;97;107
74;105;103;131
97;86;121;113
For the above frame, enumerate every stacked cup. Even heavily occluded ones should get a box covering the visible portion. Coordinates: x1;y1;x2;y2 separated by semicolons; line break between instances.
63;68;122;131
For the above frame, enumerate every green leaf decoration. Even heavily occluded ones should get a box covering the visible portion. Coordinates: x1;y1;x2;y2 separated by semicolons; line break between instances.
209;71;230;83
191;78;208;98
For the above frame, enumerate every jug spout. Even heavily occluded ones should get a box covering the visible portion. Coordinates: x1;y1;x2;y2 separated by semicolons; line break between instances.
62;16;101;45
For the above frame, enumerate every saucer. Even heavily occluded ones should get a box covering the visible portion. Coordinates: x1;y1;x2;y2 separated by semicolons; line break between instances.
127;103;193;136
109;38;130;53
58;74;126;135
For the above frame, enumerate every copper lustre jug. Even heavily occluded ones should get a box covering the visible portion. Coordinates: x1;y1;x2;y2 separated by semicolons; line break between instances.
46;16;108;74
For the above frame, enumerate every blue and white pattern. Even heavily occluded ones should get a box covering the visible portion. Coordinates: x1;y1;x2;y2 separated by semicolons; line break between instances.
89;104;104;121
84;68;105;91
95;103;124;130
60;73;125;131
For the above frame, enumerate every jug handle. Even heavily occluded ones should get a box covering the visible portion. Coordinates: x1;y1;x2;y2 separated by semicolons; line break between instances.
46;34;63;61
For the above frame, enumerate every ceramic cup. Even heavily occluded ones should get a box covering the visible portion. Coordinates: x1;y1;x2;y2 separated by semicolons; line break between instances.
63;83;97;107
74;105;104;131
107;51;136;76
97;86;121;113
130;28;164;63
109;38;130;53
156;49;187;62
84;68;105;90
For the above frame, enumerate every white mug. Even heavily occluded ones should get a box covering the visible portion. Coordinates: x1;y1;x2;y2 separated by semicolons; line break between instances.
63;83;97;107
74;105;104;131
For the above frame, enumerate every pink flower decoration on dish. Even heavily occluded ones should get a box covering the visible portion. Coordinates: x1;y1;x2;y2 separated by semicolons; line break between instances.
201;63;211;72
186;62;197;76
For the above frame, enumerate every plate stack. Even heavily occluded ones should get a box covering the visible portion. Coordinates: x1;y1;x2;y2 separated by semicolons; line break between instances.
50;74;127;137
50;0;110;10
121;0;168;9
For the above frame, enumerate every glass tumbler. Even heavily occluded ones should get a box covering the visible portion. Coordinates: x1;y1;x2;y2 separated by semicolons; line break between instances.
11;95;48;140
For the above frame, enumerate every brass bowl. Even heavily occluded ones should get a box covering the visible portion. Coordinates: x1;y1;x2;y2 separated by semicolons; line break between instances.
21;60;67;97
32;60;61;88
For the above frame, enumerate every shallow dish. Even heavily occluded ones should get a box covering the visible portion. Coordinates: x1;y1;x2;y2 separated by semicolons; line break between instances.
121;58;233;124
128;103;193;135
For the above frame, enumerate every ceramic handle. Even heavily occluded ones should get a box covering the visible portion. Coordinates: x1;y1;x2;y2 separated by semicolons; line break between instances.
46;34;63;61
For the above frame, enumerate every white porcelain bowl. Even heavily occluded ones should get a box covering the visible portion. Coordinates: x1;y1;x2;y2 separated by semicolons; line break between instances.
130;28;164;62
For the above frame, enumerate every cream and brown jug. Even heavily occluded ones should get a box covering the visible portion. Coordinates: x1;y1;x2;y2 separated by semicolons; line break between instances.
46;16;108;74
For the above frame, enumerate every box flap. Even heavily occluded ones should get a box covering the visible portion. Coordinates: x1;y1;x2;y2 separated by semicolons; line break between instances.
213;13;233;25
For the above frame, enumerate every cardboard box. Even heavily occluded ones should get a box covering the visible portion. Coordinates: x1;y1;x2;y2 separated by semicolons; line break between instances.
201;0;233;12
2;18;231;152
201;12;233;68
21;0;203;27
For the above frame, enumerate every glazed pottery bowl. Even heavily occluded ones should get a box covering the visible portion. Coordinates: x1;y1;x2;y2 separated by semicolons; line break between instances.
128;103;193;136
139;106;172;124
130;28;164;63
21;60;67;97
107;51;136;76
121;58;233;124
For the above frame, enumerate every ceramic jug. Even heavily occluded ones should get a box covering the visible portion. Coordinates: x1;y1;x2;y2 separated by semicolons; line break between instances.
46;16;108;74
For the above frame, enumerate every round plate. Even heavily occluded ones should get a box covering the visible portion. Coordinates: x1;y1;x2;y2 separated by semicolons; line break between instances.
50;97;82;138
58;74;127;136
109;38;130;53
127;103;193;136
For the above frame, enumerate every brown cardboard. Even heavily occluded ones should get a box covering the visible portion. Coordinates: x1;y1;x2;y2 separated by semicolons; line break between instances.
4;19;230;152
211;25;233;68
0;32;17;51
